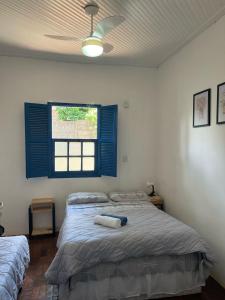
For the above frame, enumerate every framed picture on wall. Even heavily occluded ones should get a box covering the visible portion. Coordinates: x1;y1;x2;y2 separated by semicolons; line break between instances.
217;82;225;124
193;89;211;128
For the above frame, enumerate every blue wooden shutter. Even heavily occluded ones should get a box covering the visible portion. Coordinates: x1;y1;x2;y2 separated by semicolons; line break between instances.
25;103;48;178
100;105;118;177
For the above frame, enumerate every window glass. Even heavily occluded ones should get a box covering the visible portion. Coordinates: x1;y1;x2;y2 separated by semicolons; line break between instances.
69;142;81;156
83;142;95;156
83;157;95;171
55;142;67;156
52;105;98;174
54;141;96;173
69;157;81;171
52;106;97;139
55;157;67;171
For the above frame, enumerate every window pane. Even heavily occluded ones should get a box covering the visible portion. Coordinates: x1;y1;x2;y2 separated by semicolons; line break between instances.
69;157;81;171
55;142;67;156
55;157;67;171
69;142;81;156
52;106;97;139
83;157;95;171
83;142;95;156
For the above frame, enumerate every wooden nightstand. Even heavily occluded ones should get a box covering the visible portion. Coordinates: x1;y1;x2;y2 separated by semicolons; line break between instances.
149;195;164;210
28;197;56;238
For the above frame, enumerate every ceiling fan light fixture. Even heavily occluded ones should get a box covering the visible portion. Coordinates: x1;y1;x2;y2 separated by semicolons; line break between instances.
82;36;103;57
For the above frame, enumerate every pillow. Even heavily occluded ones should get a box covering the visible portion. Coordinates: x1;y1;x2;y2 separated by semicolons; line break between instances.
109;191;149;202
67;192;109;205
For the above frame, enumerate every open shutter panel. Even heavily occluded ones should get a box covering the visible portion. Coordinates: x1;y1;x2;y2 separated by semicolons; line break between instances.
25;103;48;178
100;105;118;177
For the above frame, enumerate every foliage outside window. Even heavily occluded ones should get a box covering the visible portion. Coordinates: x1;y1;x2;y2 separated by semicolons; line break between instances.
56;107;97;127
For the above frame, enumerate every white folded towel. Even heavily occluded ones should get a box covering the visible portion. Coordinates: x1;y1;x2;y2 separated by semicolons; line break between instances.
94;215;121;229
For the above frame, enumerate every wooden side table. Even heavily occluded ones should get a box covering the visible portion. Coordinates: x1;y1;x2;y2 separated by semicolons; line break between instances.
29;197;56;238
149;195;164;210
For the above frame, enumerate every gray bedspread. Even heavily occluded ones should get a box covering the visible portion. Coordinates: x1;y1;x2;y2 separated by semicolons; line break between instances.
45;202;214;285
0;235;30;300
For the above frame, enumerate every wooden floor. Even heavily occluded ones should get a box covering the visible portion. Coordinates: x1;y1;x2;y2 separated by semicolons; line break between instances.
19;236;225;300
18;235;58;300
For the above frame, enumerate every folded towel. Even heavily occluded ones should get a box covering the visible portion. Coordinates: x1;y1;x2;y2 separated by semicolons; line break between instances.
101;214;128;226
94;215;121;229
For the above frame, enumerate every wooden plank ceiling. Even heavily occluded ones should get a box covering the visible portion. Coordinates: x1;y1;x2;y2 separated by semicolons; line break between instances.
0;0;225;67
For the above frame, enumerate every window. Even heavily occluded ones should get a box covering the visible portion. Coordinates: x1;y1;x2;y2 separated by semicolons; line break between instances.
54;141;95;172
50;104;99;177
25;102;117;178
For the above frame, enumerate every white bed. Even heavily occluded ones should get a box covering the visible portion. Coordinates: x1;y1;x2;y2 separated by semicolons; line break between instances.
46;196;214;300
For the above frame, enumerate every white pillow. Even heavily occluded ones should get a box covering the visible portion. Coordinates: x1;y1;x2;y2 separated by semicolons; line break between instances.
67;192;109;205
109;191;149;202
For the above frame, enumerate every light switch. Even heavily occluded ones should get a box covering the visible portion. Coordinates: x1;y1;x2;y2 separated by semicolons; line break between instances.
123;101;129;109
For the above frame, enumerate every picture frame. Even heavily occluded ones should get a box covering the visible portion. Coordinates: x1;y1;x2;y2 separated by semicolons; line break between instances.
193;89;211;128
217;82;225;124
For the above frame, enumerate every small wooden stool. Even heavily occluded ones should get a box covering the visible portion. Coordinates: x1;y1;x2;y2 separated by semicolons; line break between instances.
28;197;56;238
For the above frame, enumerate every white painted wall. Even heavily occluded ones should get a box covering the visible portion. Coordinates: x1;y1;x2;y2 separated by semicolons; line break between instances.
0;57;156;234
156;15;225;287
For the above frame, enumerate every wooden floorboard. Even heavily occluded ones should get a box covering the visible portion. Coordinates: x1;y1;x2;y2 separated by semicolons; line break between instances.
19;236;225;300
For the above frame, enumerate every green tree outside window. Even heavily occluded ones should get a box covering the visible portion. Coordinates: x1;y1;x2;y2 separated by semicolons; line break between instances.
56;107;97;127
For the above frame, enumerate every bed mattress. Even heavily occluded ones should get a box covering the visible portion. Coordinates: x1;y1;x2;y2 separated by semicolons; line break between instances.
0;235;30;300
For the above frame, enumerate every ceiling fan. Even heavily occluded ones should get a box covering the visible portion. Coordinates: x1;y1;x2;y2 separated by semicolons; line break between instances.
45;1;125;58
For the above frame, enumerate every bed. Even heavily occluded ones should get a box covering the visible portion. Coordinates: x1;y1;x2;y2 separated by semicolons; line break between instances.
0;235;30;300
46;196;214;300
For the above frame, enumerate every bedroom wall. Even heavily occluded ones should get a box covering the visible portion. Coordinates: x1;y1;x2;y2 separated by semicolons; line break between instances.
156;15;225;287
0;56;156;234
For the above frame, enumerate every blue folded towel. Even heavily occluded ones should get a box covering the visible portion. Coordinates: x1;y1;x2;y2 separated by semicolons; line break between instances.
101;214;128;226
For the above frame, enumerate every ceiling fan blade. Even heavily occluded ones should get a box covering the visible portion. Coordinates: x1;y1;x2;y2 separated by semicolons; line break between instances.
93;16;125;38
103;43;114;54
44;34;79;41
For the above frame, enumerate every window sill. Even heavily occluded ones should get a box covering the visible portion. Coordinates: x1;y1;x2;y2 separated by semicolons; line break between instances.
48;171;101;178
